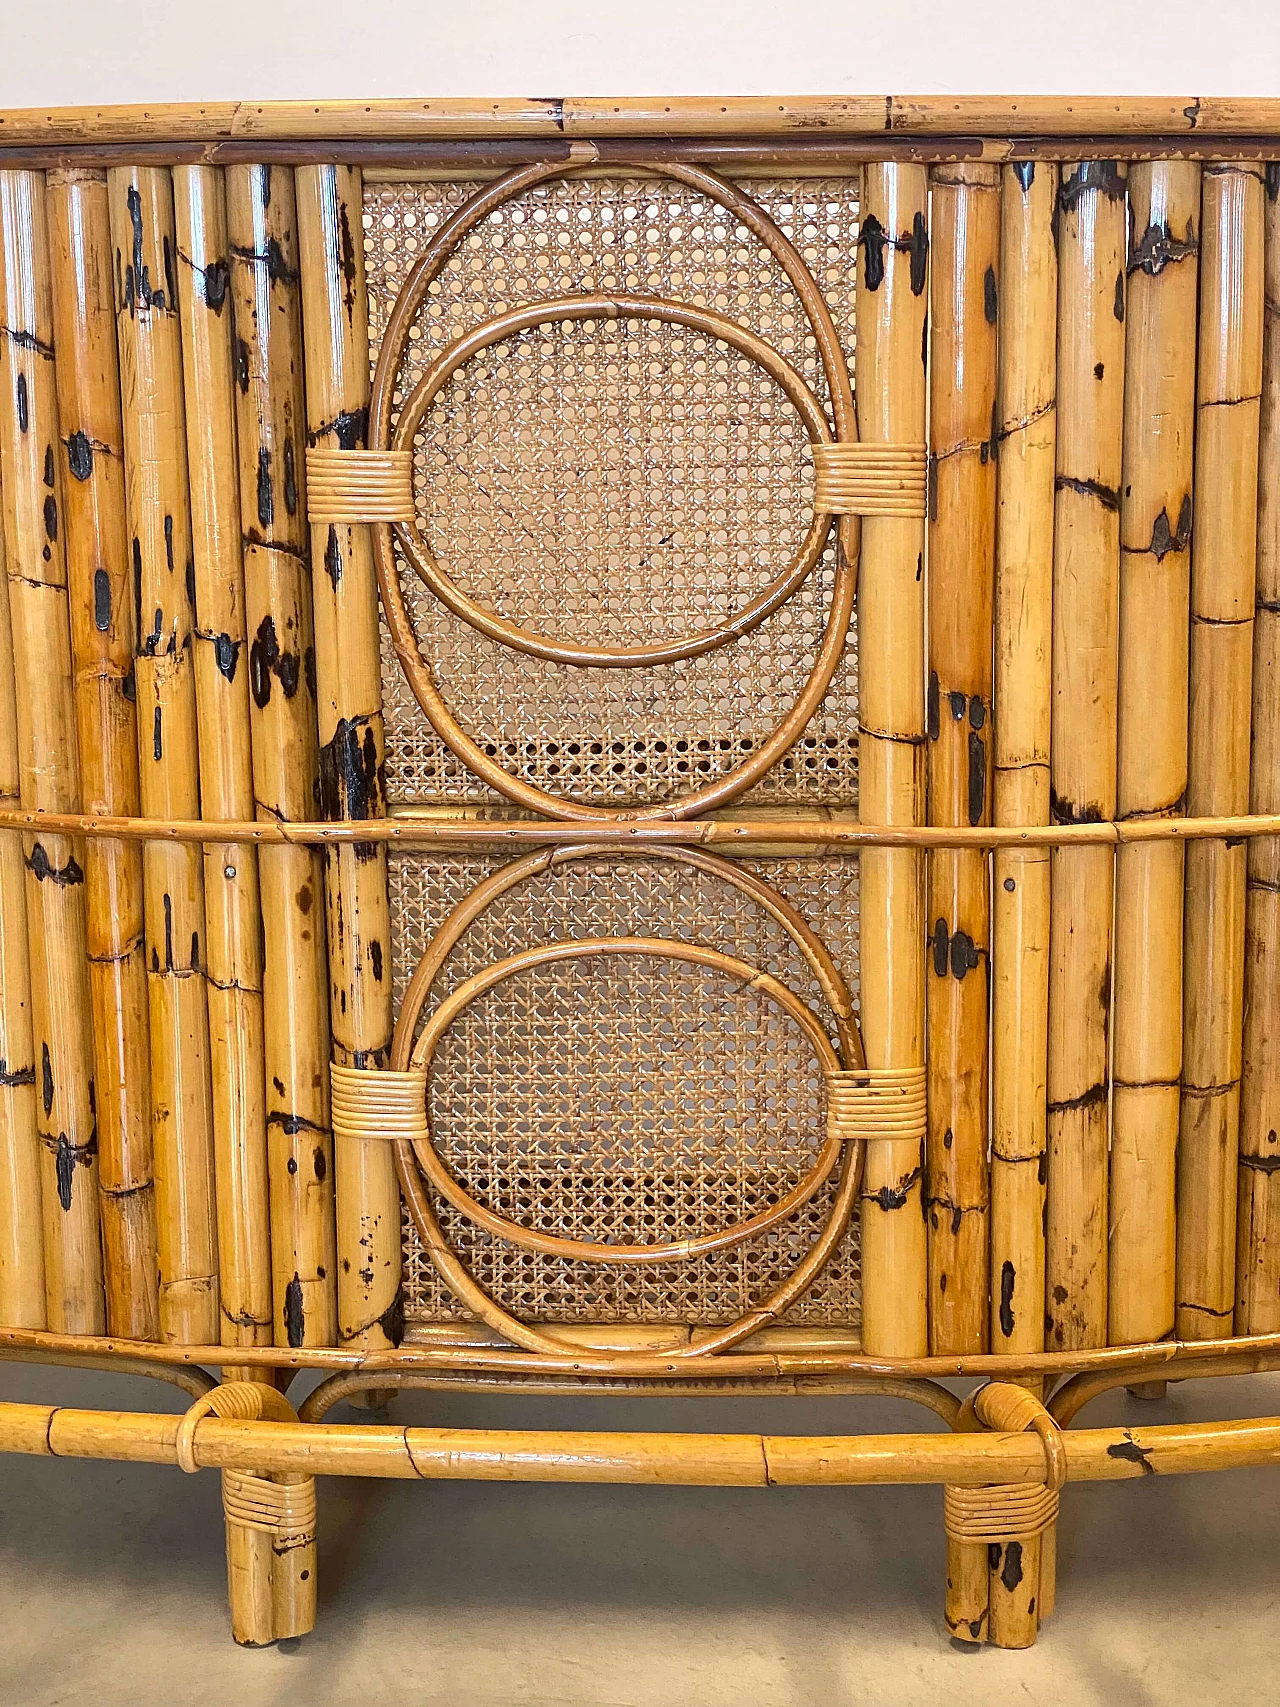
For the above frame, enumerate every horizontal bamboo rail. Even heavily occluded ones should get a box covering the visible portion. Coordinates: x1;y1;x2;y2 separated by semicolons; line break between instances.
4;1400;1280;1488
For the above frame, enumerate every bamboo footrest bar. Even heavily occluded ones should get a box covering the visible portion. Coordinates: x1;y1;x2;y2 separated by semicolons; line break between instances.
1;94;1279;1653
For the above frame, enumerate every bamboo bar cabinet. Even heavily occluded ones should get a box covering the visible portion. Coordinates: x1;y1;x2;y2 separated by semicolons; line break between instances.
1;95;1280;1652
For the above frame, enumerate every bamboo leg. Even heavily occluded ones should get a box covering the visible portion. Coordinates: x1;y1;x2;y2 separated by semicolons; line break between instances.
0;170;104;1335
296;165;400;1351
1110;161;1200;1347
988;1534;1041;1649
854;163;929;1361
224;1471;276;1646
926;162;998;1356
1238;166;1280;1334
1178;163;1265;1340
107;166;219;1346
944;1539;989;1645
172;165;273;1368
226;164;336;1351
1046;161;1127;1353
46;166;159;1342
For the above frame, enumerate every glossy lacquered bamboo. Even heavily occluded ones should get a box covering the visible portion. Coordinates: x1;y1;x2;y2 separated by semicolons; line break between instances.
854;162;928;1358
1110;161;1200;1347
991;161;1056;1363
296;165;400;1353
926;161;998;1356
226;163;336;1350
46;167;158;1342
108;166;219;1346
1178;163;1265;1340
0;170;104;1334
1239;165;1280;1332
1046;161;1127;1352
172;165;273;1360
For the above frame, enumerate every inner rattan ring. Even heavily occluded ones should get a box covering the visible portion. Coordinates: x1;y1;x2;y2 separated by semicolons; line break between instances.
390;843;867;1360
369;156;860;823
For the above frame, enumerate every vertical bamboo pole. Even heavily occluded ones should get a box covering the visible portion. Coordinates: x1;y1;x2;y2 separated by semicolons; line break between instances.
296;165;400;1351
172;165;274;1364
1239;163;1280;1333
0;456;44;1329
46;167;159;1342
1046;161;1127;1353
0;170;104;1334
1178;162;1265;1340
107;166;219;1346
855;164;929;1360
990;160;1059;1647
226;164;336;1350
1110;162;1200;1350
926;162;998;1356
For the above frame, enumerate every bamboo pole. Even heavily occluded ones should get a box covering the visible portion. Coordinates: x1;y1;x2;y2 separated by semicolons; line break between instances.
0;444;43;1329
854;163;929;1359
1046;161;1128;1352
107;166;219;1346
0;170;104;1334
296;164;399;1351
1178;163;1265;1340
1238;165;1280;1333
1110;162;1200;1349
46;167;158;1341
172;166;273;1361
226;163;336;1350
926;161;999;1356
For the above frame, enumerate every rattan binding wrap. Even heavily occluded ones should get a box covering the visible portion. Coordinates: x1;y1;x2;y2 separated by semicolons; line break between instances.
943;1383;1067;1545
305;447;415;522
811;442;928;517
330;1062;427;1143
220;1470;317;1543
825;1067;927;1144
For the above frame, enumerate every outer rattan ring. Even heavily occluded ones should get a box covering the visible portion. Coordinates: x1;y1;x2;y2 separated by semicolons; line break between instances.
369;156;859;823
391;843;867;1361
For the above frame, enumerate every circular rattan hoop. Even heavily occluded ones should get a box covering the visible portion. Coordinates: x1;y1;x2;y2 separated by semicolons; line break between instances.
389;295;834;670
369;157;860;822
391;843;867;1361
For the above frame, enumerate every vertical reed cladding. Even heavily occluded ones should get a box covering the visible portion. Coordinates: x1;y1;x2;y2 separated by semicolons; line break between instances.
107;166;219;1345
1239;163;1280;1333
46;168;159;1342
925;162;999;1355
0;469;44;1329
1178;162;1265;1341
989;159;1059;1646
1110;162;1200;1347
226;163;336;1351
991;161;1057;1362
0;171;105;1334
1046;160;1127;1352
854;163;929;1358
173;165;273;1356
296;165;400;1350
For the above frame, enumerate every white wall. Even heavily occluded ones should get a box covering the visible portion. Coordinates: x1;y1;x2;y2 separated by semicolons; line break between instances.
5;0;1279;108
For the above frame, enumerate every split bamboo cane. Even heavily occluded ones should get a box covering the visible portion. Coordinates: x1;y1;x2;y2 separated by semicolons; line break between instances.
854;162;929;1359
926;161;999;1357
0;446;43;1330
1237;163;1280;1333
226;163;336;1350
1110;161;1200;1348
1046;161;1127;1352
0;169;104;1335
296;164;400;1351
1178;163;1265;1340
46;167;158;1342
172;165;273;1361
107;166;219;1346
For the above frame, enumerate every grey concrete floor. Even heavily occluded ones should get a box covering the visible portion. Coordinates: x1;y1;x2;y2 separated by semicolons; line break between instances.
1;1362;1277;1706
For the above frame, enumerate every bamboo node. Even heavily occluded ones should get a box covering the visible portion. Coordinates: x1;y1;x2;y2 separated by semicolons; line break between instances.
221;1469;317;1543
811;442;927;517
330;1063;428;1143
305;448;415;523
824;1066;927;1144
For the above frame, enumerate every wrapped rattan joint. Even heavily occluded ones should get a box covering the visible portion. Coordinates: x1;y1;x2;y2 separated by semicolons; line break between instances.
825;1067;927;1145
330;1062;428;1144
305;447;415;523
811;442;927;517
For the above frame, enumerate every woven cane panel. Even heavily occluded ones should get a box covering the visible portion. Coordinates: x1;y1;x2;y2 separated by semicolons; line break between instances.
391;852;861;1327
363;175;860;807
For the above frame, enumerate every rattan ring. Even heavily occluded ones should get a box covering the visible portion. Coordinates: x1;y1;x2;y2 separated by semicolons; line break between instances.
369;156;859;822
